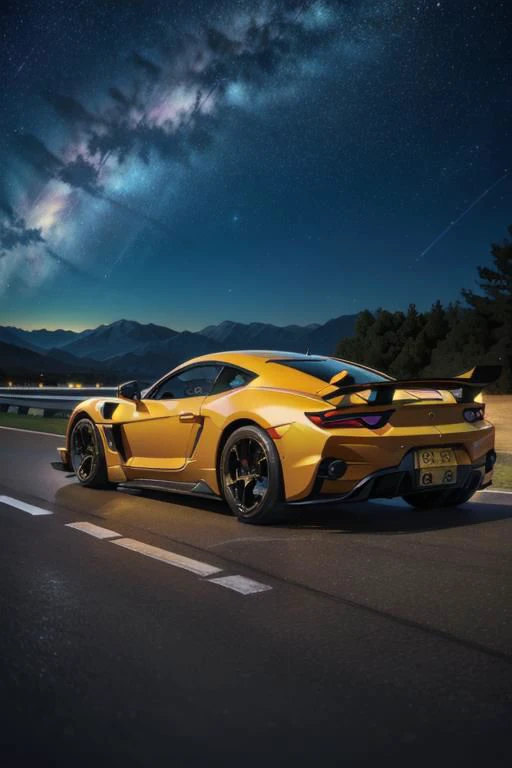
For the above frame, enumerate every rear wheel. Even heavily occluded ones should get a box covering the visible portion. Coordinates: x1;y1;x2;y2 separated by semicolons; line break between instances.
403;486;476;509
220;426;284;524
70;417;115;489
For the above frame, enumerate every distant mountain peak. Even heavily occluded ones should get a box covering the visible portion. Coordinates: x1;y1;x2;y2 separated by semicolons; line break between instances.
0;314;357;376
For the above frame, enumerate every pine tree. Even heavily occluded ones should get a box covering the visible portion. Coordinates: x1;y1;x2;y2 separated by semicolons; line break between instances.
334;226;512;390
463;225;512;326
422;300;448;346
462;225;512;391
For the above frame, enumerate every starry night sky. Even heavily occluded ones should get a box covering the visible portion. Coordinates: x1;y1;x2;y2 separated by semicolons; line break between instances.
0;0;510;331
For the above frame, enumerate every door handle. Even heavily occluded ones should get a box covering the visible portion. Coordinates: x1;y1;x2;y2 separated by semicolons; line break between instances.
179;412;196;422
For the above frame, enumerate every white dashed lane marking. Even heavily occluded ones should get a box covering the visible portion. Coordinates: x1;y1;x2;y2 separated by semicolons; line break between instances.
0;496;273;596
112;537;222;577
209;575;273;595
66;521;121;539
0;495;53;516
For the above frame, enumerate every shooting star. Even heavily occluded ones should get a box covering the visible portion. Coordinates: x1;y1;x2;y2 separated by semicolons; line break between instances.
415;170;509;262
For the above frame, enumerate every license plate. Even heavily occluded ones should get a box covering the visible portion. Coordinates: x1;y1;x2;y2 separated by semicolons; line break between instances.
415;447;457;488
415;447;457;469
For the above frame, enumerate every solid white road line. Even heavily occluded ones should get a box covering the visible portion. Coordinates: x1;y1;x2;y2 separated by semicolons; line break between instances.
65;522;121;539
208;575;272;595
111;537;222;576
0;425;63;438
482;488;512;495
0;494;53;516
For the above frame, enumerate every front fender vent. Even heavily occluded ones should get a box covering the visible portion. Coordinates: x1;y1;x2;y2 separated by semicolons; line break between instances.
101;401;119;419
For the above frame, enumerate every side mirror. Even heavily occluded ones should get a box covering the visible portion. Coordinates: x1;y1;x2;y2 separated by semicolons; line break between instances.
117;380;142;401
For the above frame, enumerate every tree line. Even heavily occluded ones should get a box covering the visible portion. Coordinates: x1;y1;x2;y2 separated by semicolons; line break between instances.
336;225;512;392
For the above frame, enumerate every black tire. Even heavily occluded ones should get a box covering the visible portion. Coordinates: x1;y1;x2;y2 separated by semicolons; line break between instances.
69;417;115;489
403;486;475;509
219;425;284;524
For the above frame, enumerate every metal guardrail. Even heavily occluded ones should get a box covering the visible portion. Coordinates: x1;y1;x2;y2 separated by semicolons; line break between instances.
0;387;117;413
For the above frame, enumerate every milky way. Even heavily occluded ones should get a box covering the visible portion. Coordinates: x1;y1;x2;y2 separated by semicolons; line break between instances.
1;0;510;329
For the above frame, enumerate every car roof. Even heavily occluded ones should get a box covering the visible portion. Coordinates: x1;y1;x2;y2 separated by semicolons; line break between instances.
199;350;316;359
175;350;345;391
182;349;327;372
157;350;388;396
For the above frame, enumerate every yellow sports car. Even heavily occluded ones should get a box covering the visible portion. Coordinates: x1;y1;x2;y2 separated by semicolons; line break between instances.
56;351;499;524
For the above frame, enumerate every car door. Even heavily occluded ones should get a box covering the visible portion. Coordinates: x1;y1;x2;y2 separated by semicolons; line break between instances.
120;364;222;471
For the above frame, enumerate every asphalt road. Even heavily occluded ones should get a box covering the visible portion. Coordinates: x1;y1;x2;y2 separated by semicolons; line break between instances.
1;426;512;767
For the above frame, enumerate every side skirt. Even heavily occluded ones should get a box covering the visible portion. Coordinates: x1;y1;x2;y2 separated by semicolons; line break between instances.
119;478;222;501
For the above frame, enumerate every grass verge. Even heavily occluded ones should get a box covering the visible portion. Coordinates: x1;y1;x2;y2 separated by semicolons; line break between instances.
493;452;512;490
0;411;68;435
485;395;512;453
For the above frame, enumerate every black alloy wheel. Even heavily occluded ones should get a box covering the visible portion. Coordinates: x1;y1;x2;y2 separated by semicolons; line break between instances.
70;417;113;489
220;425;284;524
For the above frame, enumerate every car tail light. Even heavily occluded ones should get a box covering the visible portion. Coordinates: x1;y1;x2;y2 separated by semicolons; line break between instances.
463;406;485;423
306;410;393;429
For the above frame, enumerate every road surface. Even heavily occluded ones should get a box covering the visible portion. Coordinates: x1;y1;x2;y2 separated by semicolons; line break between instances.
1;426;511;766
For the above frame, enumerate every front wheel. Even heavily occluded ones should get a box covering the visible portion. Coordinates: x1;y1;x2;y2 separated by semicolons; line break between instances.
70;417;115;489
220;425;284;524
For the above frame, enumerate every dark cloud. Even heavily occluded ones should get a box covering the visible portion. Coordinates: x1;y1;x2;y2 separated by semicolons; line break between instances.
87;114;209;166
0;224;44;250
205;27;240;57
196;13;309;87
0;208;45;252
131;51;161;80
0;191;45;253
109;87;131;107
88;123;137;164
80;10;316;166
59;156;102;194
12;134;63;178
13;137;102;196
44;92;102;126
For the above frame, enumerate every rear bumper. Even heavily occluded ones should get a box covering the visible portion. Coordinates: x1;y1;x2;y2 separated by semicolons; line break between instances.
288;448;490;506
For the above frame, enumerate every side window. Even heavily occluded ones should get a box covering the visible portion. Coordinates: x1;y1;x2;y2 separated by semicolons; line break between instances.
151;365;222;400
210;366;256;395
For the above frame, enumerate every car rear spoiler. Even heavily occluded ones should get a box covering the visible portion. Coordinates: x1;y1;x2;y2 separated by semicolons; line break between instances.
322;365;502;405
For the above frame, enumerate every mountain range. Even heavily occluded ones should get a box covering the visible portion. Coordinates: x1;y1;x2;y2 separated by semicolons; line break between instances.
0;315;357;384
